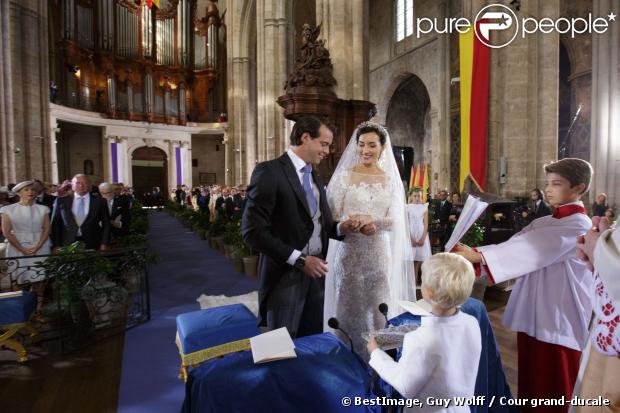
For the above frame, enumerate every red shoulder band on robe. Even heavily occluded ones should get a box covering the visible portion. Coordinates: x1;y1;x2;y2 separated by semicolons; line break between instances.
552;204;587;219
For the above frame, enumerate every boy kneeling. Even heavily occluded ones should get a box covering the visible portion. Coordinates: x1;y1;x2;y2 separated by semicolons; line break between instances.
368;253;481;412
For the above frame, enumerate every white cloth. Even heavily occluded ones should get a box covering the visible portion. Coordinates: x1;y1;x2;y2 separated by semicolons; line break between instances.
477;207;593;351
196;291;259;317
324;124;414;361
369;311;481;413
589;226;620;356
0;203;51;284
593;227;620;305
406;203;431;261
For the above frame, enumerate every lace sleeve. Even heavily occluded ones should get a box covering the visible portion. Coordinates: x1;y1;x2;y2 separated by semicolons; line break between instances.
327;171;348;222
374;217;392;231
373;201;393;231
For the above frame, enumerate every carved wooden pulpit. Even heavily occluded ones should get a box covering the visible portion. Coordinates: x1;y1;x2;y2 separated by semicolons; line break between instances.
277;23;376;181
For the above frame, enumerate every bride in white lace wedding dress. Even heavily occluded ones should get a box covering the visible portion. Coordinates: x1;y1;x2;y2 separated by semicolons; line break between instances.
324;122;415;361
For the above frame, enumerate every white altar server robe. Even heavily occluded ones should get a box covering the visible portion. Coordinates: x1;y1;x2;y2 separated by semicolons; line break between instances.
477;208;593;351
369;311;481;413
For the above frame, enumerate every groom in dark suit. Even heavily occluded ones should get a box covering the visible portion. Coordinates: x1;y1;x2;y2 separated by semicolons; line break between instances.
242;116;356;338
51;174;111;251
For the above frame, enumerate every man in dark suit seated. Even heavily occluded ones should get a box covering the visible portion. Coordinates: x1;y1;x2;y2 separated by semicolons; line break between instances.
434;190;453;251
51;174;111;251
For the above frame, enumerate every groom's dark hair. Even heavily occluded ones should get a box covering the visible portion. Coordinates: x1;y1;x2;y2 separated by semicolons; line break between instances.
290;116;336;146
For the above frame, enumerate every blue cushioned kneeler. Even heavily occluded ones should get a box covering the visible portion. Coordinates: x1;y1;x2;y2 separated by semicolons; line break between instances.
176;303;259;355
0;292;37;325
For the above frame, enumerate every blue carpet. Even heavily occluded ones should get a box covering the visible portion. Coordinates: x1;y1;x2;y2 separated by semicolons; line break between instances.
117;211;259;413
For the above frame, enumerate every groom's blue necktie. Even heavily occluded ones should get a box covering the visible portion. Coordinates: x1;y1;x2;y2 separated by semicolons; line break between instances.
301;164;318;216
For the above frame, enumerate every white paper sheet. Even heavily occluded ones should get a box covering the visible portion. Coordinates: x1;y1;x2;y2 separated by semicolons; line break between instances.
444;195;489;252
399;299;433;316
250;327;297;364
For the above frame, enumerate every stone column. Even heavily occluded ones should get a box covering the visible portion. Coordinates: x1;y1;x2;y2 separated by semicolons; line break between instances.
591;0;619;207
0;0;17;183
222;130;232;185
316;0;368;100
166;139;176;192
256;0;290;161
102;133;114;182
49;122;60;184
117;137;128;184
181;140;192;188
486;0;560;197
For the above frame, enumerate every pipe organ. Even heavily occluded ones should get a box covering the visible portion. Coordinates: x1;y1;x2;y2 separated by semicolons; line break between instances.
54;0;224;124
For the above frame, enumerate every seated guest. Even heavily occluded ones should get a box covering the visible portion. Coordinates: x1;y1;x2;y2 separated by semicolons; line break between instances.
367;253;481;412
51;174;111;251
592;193;608;217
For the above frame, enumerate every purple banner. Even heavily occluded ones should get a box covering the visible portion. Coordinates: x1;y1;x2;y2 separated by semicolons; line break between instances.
111;142;118;183
175;147;182;185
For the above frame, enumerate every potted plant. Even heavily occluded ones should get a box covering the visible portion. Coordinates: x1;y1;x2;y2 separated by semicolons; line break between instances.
39;242;124;327
239;242;259;278
223;221;242;258
209;218;227;252
230;241;246;273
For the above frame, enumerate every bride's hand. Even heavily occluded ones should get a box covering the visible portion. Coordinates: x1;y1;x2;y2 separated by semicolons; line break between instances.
350;214;373;227
340;218;361;234
360;223;376;236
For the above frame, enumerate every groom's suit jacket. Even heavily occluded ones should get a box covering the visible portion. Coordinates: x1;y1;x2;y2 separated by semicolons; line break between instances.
242;153;340;328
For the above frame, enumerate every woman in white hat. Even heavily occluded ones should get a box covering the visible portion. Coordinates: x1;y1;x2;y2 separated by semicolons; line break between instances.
0;180;52;310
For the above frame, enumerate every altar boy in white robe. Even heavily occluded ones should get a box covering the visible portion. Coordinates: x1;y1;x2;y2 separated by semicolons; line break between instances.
367;253;481;413
455;158;594;413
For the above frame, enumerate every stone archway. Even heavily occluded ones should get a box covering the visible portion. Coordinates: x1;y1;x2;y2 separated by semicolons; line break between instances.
385;74;432;185
131;146;168;202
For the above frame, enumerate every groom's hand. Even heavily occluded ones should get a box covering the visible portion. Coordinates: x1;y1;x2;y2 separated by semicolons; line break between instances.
302;256;329;278
340;219;361;234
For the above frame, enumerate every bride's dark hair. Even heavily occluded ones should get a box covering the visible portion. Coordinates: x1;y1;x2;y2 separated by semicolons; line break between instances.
355;121;388;145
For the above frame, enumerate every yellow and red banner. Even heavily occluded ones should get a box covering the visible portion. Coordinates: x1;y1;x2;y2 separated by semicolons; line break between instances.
459;26;490;191
409;163;418;191
422;163;430;202
147;0;160;9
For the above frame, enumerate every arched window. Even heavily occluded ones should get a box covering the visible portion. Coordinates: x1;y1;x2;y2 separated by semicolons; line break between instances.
395;0;414;42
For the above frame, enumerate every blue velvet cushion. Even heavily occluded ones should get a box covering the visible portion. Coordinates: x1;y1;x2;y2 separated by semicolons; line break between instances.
176;304;259;355
0;291;37;325
182;333;379;413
